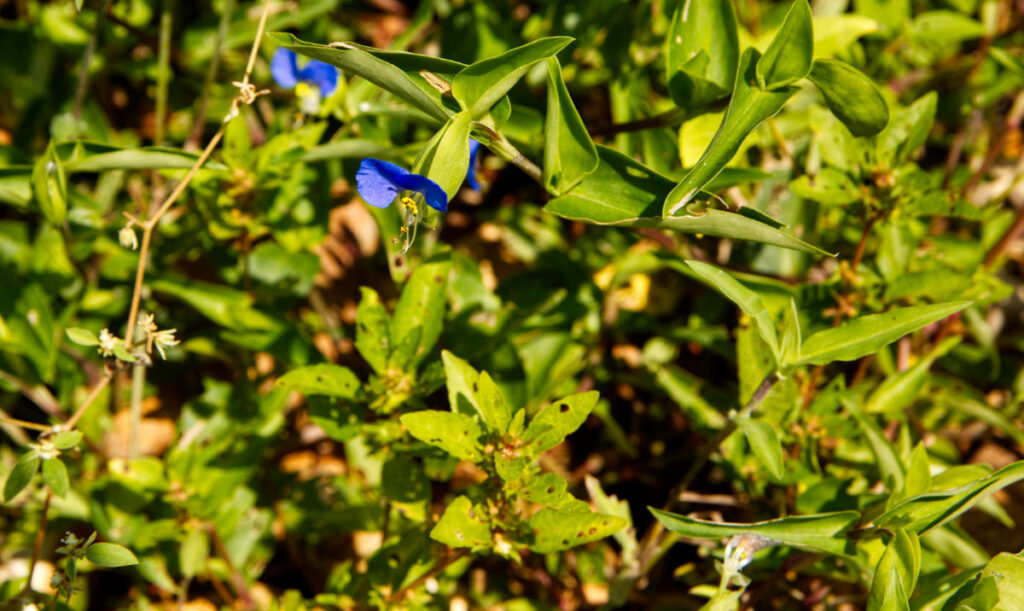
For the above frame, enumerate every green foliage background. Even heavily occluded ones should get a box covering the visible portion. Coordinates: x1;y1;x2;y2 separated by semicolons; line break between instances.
1;0;1024;608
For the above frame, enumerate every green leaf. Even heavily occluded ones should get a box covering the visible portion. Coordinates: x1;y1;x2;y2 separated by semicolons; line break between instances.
276;364;360;398
430;496;491;548
755;0;814;89
523;391;599;454
51;430;83;450
790;167;860;205
413;111;472;199
665;0;739;107
3;452;40;502
401;410;485;462
807;59;889;137
543;57;599;195
32;141;68;226
65;327;99;346
527;509;626;553
179;528;208;579
789;302;971;367
268;33;451;123
868;529;920;611
909;11;987;45
63;146;227;173
957;554;1024;610
686;261;780;363
650;508;860;556
845;399;905;493
876;93;937;168
41;458;69;498
521;473;589;512
451;37;573;118
864;337;959;414
355;287;391;375
476;371;513;434
664;48;798;215
901;444;932;502
442;350;483;417
780;298;802;366
874;460;1024;535
85;542;139;567
737;417;785;481
544;148;827;255
391;259;450;368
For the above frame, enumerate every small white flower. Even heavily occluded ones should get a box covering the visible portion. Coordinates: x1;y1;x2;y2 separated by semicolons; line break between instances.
138;312;157;334
118;225;138;250
36;439;59;460
61;532;81;547
152;329;179;360
97;329;119;357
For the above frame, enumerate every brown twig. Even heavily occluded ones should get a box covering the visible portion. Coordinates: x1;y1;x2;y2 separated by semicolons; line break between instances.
983;205;1024;268
20;489;53;597
64;374;112;430
388;549;469;603
208;524;254;609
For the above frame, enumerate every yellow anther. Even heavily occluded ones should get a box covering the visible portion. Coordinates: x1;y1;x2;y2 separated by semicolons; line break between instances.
400;226;409;233
401;196;419;216
294;81;314;99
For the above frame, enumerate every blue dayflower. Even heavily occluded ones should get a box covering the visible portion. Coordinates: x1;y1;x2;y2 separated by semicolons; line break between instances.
356;159;448;213
271;48;338;113
465;139;482;191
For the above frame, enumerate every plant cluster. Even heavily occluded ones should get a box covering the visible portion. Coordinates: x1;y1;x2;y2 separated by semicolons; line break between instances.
1;0;1024;609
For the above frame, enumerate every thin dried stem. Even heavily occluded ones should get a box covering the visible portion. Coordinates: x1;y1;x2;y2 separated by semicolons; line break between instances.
65;374;111;430
20;489;53;597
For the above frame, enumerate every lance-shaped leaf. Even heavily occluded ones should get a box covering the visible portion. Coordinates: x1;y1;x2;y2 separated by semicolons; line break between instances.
63;146;228;173
650;508;859;556
664;48;798;215
876;92;937;168
3;452;40;502
665;0;739;108
85;542;139;567
544;147;827;254
755;0;813;89
789;302;970;367
41;458;69;498
845;398;906;493
873;460;1024;535
452;37;573;118
737;417;785;481
864;337;959;414
413;111;472;199
32;141;67;227
543;57;598;195
277;364;360;398
401;410;485;463
868;529;920;611
808;59;889;137
686;261;780;363
528;509;626;553
267;33;452;123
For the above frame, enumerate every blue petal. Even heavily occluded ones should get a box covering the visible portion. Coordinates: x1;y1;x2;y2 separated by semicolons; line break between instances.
398;173;449;212
465;139;482;191
270;48;299;89
355;158;449;212
356;159;408;208
298;60;338;97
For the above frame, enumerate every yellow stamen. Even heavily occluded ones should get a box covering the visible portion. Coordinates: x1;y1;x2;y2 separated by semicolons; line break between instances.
401;196;419;216
295;81;314;99
400;226;409;233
